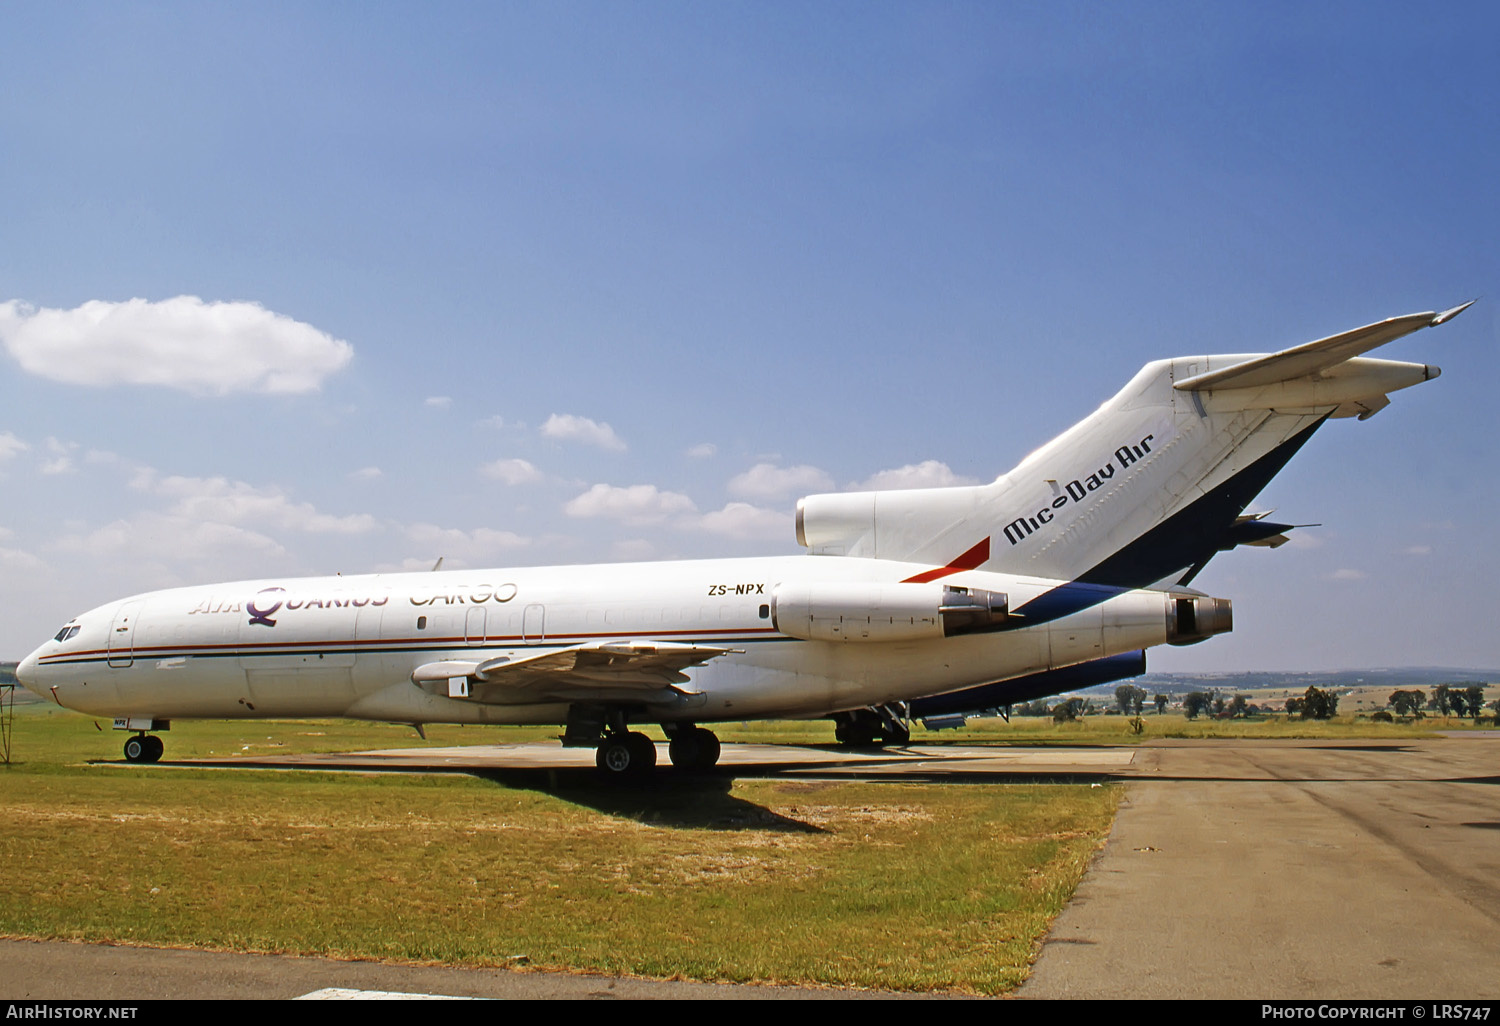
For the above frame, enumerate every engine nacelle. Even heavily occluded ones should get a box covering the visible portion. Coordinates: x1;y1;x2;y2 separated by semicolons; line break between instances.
771;581;1008;643
1167;594;1233;645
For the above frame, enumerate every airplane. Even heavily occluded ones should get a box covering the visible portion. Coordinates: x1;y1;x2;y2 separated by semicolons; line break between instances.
15;301;1473;776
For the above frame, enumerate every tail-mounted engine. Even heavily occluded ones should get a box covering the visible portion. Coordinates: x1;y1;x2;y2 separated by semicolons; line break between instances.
1167;594;1233;645
771;581;1009;643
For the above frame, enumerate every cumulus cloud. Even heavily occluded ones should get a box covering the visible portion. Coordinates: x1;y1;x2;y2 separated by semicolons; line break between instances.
349;466;383;481
686;442;717;459
611;538;657;561
0;432;27;461
0;296;353;395
850;461;978;491
0;544;46;573
728;462;834;500
480;457;543;485
403;522;530;564
564;483;696;524
40;437;78;476
541;413;626;452
425;396;453;410
693;502;794;539
133;470;379;535
52;512;289;572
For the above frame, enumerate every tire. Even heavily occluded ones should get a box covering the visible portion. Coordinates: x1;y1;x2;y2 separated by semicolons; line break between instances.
623;732;657;772
123;736;147;762
668;727;721;771
667;731;702;769
596;732;656;778
689;728;720;769
143;735;165;763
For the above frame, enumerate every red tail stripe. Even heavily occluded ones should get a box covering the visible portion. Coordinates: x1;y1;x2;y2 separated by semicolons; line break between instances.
900;537;991;584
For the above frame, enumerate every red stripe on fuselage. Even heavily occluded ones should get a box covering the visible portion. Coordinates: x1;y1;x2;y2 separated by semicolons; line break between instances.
900;537;991;584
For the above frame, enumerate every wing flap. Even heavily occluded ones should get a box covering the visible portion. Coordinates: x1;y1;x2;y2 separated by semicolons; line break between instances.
411;640;737;704
1174;301;1473;392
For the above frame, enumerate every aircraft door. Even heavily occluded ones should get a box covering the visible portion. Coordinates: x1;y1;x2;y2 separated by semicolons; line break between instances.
522;604;545;644
465;607;487;646
107;601;144;668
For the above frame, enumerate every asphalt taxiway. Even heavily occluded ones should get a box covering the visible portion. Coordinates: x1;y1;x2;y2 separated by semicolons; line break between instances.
8;734;1497;999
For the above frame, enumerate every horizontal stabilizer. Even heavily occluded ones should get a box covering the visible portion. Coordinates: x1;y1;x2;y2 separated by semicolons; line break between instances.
1174;301;1474;392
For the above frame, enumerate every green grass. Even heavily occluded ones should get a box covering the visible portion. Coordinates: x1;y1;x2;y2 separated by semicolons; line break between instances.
0;709;1117;994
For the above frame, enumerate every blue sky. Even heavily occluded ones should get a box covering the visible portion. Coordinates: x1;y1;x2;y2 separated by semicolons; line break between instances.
1;1;1496;671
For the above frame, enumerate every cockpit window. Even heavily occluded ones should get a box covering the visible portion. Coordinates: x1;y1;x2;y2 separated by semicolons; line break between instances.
53;625;80;642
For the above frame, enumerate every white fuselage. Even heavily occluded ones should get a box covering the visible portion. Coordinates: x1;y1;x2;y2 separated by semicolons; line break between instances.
18;554;1182;726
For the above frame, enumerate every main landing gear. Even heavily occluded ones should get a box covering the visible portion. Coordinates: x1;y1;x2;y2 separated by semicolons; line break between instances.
595;731;656;776
567;706;722;780
590;726;723;779
833;706;911;747
123;733;164;763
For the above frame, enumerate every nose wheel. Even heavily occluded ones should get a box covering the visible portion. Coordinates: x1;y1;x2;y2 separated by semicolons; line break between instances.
123;734;164;763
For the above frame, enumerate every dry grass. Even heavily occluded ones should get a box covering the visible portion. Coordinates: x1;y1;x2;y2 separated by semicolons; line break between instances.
0;710;1117;994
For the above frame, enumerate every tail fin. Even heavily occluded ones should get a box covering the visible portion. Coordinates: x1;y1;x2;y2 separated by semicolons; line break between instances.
797;303;1473;588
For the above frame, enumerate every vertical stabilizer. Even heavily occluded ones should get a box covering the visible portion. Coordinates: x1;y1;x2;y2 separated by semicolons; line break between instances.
797;305;1469;587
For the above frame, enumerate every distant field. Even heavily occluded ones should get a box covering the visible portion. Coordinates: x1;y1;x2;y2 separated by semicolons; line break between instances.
0;709;1117;995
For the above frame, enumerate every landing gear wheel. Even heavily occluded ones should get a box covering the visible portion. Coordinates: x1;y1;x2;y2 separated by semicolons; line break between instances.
123;735;150;763
668;727;721;771
886;723;911;746
142;735;165;762
835;719;879;747
595;731;657;779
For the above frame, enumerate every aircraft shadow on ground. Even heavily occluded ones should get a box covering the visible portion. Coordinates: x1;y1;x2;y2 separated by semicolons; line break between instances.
465;767;829;832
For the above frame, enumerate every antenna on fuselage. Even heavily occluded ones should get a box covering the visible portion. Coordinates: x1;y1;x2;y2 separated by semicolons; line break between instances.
431;557;444;572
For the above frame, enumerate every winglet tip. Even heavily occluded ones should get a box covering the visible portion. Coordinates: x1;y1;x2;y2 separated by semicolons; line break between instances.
1431;299;1477;326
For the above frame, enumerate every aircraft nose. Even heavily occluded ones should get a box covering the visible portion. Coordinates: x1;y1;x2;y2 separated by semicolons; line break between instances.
15;650;45;699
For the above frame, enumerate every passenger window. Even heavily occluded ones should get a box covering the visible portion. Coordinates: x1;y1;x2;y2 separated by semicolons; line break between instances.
417;616;428;630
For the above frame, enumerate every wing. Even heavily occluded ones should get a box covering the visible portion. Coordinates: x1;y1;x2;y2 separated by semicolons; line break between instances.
1173;301;1473;392
410;640;738;705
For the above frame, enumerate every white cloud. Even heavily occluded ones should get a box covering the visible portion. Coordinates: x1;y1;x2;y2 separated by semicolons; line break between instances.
564;483;696;524
51;512;289;571
611;538;657;561
541;413;626;452
135;471;379;535
0;432;27;461
850;461;978;491
0;297;353;395
1403;545;1432;556
692;502;794;539
425;396;453;410
40;437;78;476
686;442;717;459
349;466;383;481
402;522;531;565
728;462;834;500
1329;568;1367;581
0;545;46;572
480;457;543;485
